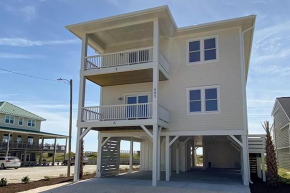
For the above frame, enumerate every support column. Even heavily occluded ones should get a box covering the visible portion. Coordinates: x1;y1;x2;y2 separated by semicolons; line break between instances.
165;135;170;181
129;138;133;173
77;33;88;123
52;138;57;166
39;137;44;165
176;146;179;174
256;157;261;178
73;128;83;182
96;133;102;178
241;135;249;185
152;18;159;122
261;153;266;182
157;135;162;181
152;124;159;186
64;138;68;162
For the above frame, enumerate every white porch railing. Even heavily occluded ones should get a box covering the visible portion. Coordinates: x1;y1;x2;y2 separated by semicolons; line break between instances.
159;51;169;74
85;47;153;70
82;103;153;121
158;105;169;124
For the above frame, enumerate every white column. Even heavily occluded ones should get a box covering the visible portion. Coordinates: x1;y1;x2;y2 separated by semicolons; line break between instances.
176;145;179;174
73;128;83;182
165;135;170;181
52;138;57;166
261;153;266;182
129;138;133;173
77;33;88;123
157;135;161;181
152;124;158;186
153;19;159;63
96;133;102;177
256;157;261;178
241;135;249;185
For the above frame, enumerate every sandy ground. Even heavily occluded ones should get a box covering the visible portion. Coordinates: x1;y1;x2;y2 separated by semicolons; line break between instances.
0;165;138;183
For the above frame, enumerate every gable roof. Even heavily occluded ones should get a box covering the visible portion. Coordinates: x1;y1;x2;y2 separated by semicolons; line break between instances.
0;102;45;121
273;97;290;120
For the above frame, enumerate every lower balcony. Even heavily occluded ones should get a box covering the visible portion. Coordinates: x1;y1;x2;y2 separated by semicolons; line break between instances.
0;142;66;152
80;103;169;129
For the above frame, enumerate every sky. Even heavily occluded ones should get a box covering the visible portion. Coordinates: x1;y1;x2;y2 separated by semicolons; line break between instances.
0;0;290;152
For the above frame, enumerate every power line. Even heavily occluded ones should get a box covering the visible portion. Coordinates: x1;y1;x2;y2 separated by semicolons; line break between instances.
0;67;59;82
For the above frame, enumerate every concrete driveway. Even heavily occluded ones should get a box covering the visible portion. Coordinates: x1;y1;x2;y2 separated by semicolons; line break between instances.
39;177;250;193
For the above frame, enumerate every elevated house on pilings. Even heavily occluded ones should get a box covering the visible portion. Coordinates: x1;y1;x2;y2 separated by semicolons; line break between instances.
66;6;265;186
0;102;68;166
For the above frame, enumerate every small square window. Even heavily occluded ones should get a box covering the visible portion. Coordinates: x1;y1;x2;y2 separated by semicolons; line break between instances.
205;50;216;60
189;52;200;62
190;90;201;100
190;101;202;112
5;115;14;124
205;88;217;99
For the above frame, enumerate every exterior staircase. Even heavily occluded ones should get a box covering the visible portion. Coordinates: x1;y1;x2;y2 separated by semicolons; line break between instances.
100;137;120;177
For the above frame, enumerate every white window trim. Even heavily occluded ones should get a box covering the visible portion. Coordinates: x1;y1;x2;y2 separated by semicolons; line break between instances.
187;85;220;115
186;35;219;65
27;119;36;127
18;117;24;126
5;115;15;125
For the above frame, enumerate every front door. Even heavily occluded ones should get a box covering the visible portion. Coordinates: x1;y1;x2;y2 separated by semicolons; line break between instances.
126;94;149;119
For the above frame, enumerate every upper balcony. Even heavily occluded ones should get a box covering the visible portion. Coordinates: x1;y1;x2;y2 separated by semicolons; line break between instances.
83;47;169;86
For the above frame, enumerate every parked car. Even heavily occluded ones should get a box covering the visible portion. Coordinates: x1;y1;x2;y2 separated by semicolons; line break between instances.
63;156;89;166
0;156;21;169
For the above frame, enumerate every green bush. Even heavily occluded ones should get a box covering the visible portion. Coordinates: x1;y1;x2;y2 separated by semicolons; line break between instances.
43;176;51;181
21;176;30;184
0;178;7;187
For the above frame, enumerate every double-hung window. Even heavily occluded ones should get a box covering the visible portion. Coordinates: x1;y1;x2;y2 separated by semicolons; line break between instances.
28;119;36;127
19;117;23;126
187;36;218;64
5;115;14;124
187;85;220;114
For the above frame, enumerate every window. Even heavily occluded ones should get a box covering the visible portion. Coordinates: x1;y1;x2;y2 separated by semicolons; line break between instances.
28;119;36;127
2;134;12;143
27;136;34;144
187;36;218;64
187;85;220;114
5;115;14;124
17;135;22;143
19;117;23;126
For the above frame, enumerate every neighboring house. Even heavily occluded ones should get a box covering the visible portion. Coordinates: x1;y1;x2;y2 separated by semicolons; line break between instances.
66;6;265;186
0;102;68;166
272;97;290;170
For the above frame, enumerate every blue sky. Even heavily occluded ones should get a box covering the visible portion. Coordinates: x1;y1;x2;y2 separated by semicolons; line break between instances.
0;0;290;152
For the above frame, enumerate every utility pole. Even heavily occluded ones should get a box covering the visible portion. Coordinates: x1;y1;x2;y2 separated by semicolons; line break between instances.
57;78;73;177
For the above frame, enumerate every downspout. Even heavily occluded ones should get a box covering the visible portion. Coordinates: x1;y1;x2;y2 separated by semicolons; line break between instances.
241;25;254;185
6;132;13;157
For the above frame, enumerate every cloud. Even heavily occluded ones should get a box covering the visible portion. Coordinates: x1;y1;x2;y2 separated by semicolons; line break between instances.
0;38;79;47
0;53;44;59
20;6;37;22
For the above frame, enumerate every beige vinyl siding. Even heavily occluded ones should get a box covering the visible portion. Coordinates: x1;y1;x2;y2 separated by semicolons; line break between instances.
102;27;244;132
0;113;41;131
273;103;290;130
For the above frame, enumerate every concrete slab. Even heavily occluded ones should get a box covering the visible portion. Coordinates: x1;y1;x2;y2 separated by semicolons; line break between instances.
41;169;250;193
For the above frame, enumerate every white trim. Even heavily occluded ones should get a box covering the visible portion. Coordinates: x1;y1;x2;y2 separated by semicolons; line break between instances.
186;85;220;115
186;35;219;65
124;92;151;104
80;127;92;139
276;99;290;121
169;136;179;147
276;146;290;150
229;135;243;147
140;125;153;139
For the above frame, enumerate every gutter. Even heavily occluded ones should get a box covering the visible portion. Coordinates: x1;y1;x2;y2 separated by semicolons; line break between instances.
241;24;255;185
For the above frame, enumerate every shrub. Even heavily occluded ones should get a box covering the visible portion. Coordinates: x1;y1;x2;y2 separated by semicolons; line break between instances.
0;178;7;187
59;174;66;177
84;172;90;175
21;176;30;183
43;176;51;181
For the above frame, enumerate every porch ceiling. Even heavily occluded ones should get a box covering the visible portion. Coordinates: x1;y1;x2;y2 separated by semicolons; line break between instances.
86;69;167;86
92;125;153;131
